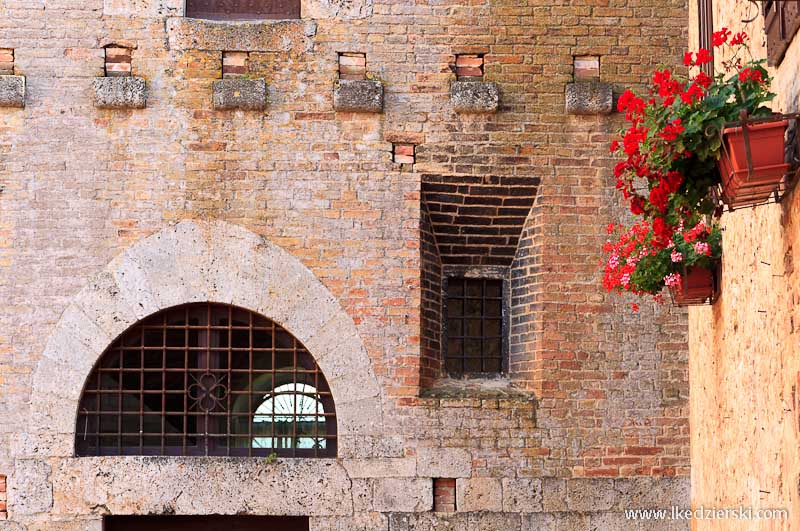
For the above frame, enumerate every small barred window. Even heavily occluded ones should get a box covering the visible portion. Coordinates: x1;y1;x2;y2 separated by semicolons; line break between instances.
444;278;505;375
76;303;336;457
185;0;300;21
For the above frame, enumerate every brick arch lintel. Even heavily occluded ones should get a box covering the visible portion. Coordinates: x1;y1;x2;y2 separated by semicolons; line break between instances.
26;219;382;457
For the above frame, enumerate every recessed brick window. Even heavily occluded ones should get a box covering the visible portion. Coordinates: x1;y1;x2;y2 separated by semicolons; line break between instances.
223;51;249;78
393;143;416;165
338;52;367;80
445;277;505;375
573;55;600;81
75;303;337;458
455;54;484;80
0;48;13;75
0;474;7;520
433;478;457;513
104;46;132;77
185;0;300;20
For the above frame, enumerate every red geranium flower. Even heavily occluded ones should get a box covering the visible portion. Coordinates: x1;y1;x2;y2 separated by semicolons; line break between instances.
659;119;684;142
693;71;713;89
681;82;705;104
730;31;748;46
712;27;731;47
739;67;763;83
694;48;713;65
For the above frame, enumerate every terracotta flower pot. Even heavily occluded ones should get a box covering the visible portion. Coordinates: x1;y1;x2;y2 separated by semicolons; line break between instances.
718;119;790;205
670;264;719;306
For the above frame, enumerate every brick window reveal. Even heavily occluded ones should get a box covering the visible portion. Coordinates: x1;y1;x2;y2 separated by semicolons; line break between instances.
0;48;13;75
105;46;132;77
444;277;505;375
573;55;600;81
75;303;336;458
394;143;416;165
223;51;249;78
764;1;800;66
0;475;6;520
433;478;456;513
185;0;299;20
455;54;484;80
338;52;367;80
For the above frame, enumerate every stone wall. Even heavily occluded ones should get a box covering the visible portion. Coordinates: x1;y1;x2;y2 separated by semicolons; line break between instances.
687;3;800;529
0;0;690;528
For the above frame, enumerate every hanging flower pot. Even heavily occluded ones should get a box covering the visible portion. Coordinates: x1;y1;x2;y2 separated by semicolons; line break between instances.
669;262;720;306
718;116;791;207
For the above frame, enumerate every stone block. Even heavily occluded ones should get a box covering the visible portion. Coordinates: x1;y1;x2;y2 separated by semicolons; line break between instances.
415;448;472;478
51;457;352;516
450;81;499;113
456;478;502;512
613;477;690;510
92;76;146;109
333;80;383;113
564;478;616;512
501;478;542;513
166;18;316;53
0;75;25;108
9;460;53;515
372;478;432;513
212;78;267;111
565;81;613;115
342;458;416;478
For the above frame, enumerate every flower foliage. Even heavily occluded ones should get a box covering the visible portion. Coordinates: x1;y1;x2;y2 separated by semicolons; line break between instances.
603;29;773;302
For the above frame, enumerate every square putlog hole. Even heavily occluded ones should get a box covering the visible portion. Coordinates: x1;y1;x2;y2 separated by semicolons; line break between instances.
393;143;416;165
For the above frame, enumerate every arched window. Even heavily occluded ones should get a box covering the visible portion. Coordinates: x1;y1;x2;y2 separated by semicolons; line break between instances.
185;0;300;21
75;303;336;457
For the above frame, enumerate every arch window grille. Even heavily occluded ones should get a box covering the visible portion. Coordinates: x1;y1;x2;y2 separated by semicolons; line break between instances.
75;303;336;457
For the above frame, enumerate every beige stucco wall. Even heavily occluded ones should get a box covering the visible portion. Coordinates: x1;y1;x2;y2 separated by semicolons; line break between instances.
688;2;800;529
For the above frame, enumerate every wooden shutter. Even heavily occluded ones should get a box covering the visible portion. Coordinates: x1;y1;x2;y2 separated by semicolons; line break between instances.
698;0;714;76
764;1;800;66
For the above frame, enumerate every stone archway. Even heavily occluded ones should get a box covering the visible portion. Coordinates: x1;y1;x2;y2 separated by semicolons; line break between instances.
25;219;382;459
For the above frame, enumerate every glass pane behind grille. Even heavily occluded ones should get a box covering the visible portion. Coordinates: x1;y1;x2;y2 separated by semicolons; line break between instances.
445;278;504;375
76;303;336;458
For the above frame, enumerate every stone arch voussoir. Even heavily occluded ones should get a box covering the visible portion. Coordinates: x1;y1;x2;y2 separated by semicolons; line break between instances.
26;219;382;458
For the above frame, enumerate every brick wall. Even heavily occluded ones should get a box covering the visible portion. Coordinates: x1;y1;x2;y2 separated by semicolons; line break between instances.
419;201;443;387
0;475;6;520
0;0;690;527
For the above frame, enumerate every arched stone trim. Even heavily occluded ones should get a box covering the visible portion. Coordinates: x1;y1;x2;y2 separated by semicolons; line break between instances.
26;220;382;458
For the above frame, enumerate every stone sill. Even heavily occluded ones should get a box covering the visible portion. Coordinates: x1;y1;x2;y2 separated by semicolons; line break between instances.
333;79;383;113
450;80;500;113
167;17;316;53
0;75;25;108
93;76;147;109
565;81;613;115
420;377;532;401
212;78;268;111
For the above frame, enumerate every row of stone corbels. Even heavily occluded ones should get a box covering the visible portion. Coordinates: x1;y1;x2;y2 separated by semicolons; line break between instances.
0;75;501;113
94;77;502;113
0;74;608;114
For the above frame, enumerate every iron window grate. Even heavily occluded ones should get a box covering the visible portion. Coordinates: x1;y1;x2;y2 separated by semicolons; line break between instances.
444;278;504;375
76;303;336;458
